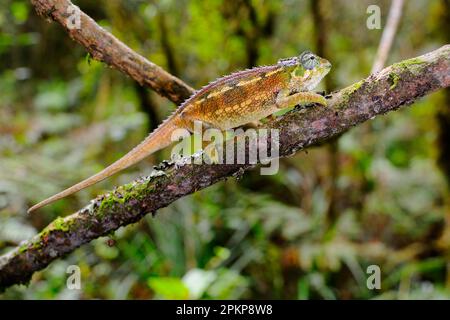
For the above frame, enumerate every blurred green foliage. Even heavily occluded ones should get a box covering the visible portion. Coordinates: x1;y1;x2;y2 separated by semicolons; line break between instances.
1;0;450;299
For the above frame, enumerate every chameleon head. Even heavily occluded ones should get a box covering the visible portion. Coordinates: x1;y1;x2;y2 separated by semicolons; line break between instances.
279;51;332;92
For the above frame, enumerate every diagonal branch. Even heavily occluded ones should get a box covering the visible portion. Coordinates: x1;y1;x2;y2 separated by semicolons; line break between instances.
30;0;194;105
1;45;449;290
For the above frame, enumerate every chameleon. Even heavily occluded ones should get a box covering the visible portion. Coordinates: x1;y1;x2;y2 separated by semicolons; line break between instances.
28;51;331;213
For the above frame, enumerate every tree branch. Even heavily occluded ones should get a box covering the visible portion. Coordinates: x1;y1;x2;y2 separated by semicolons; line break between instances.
30;0;194;105
1;45;449;290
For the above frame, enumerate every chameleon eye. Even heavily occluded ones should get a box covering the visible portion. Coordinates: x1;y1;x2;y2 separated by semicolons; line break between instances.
299;51;318;70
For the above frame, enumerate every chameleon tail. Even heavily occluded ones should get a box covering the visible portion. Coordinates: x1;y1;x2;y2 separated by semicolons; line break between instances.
28;116;185;214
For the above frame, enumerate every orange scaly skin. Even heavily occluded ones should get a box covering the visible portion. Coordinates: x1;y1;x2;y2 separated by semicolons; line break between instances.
28;51;331;213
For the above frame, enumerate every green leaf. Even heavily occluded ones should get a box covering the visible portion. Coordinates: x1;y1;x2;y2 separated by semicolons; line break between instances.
147;277;189;300
11;1;29;24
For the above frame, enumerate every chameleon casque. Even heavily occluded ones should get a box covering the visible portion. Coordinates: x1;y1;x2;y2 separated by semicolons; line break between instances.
28;51;331;213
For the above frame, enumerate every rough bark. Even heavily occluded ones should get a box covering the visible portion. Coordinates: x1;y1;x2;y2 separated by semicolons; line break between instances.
30;0;194;105
1;45;449;290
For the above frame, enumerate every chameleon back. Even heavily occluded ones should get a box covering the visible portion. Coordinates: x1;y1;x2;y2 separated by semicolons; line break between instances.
180;65;290;129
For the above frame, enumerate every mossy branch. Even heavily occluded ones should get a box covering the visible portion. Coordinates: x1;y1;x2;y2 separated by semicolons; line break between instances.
30;0;194;105
1;46;449;290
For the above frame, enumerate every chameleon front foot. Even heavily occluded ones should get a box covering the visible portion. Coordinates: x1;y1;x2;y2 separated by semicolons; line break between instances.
276;91;328;109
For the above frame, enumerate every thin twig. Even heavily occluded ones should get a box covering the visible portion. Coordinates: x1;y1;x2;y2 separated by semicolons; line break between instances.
371;0;405;73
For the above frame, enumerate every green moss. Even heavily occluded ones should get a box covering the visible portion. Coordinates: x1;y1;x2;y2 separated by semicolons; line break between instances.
19;217;76;253
52;217;70;232
18;243;28;253
97;197;118;216
18;237;43;252
351;80;364;92
338;80;364;107
37;226;51;238
345;80;364;96
384;57;425;90
394;57;425;70
31;240;43;250
95;178;157;218
32;217;72;248
389;72;400;89
29;229;50;251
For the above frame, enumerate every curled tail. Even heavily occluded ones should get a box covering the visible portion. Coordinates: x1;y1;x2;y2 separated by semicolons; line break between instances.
28;116;186;214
